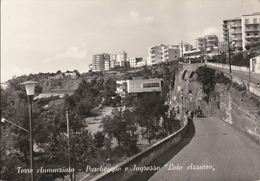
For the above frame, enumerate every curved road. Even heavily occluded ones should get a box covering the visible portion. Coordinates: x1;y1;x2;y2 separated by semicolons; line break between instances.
147;117;260;181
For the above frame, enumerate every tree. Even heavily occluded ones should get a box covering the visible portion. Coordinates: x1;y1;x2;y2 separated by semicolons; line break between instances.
196;66;216;102
101;108;139;156
134;94;169;143
94;131;105;148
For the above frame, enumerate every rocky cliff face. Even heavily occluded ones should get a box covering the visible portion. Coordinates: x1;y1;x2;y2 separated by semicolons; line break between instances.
171;63;260;143
213;83;260;143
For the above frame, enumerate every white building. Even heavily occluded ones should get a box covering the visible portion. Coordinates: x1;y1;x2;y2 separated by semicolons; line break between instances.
128;57;146;67
104;60;110;71
223;12;260;51
183;49;202;59
92;53;110;72
136;60;146;67
241;12;260;50
162;46;180;62
116;78;162;97
112;51;128;67
65;71;77;78
147;44;181;65
250;55;260;74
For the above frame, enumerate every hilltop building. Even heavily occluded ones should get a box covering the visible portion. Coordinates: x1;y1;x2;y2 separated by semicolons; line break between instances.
128;57;146;67
92;53;110;72
147;44;181;65
223;12;260;51
92;51;128;72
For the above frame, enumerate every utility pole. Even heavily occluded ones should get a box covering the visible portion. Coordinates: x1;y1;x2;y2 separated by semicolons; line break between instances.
66;110;72;181
227;28;232;74
204;38;207;62
181;40;184;62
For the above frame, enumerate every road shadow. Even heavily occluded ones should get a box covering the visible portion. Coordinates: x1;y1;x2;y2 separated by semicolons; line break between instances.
127;119;196;181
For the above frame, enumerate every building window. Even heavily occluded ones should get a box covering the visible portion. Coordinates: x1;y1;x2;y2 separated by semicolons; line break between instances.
245;19;249;24
143;82;160;88
253;18;257;24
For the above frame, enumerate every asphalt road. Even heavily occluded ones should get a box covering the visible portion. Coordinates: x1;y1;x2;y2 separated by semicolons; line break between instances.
147;117;260;181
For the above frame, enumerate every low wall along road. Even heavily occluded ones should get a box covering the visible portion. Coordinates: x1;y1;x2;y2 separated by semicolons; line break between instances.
86;117;191;181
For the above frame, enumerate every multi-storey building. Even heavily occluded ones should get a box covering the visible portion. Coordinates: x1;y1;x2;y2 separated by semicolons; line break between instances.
223;12;260;51
196;37;207;50
181;43;194;56
148;45;164;65
92;53;110;72
223;17;243;51
110;59;116;69
112;51;128;67
162;46;180;62
205;35;219;49
128;57;145;67
242;12;260;50
218;41;229;53
147;44;180;65
196;35;219;51
104;60;110;71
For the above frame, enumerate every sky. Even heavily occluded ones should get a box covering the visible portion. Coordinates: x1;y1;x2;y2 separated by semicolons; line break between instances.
1;0;260;82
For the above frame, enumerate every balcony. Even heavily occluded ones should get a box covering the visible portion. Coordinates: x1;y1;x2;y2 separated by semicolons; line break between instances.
234;44;242;48
245;35;260;40
231;31;242;35
245;22;259;26
233;38;242;41
245;28;259;33
231;24;241;28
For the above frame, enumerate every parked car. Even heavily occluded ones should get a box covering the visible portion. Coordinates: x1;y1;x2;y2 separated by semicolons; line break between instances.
195;107;204;117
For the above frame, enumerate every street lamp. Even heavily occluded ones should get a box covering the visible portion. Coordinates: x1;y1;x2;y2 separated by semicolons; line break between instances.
1;118;29;133
21;80;38;181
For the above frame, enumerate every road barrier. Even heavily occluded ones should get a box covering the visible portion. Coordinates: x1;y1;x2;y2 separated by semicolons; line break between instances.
87;117;191;181
206;62;260;97
206;62;249;72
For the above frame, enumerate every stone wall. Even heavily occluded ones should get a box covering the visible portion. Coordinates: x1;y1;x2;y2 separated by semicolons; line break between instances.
87;117;190;181
173;63;260;144
214;84;260;144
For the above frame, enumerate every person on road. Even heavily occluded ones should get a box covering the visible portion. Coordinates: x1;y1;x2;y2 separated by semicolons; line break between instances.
257;83;260;88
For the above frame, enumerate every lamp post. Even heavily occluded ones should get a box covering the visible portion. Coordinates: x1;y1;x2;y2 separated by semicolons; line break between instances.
227;28;232;74
1;118;29;133
22;81;38;181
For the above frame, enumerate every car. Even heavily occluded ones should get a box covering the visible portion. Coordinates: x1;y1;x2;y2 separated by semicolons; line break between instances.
195;108;204;117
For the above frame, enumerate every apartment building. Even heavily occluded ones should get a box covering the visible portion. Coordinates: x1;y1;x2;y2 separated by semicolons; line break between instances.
196;35;219;50
92;53;110;72
242;12;260;50
181;43;194;56
147;44;180;65
223;12;260;51
128;57;146;67
104;60;110;71
148;45;164;65
112;51;128;67
183;49;202;59
218;41;229;53
162;45;180;62
223;17;243;51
